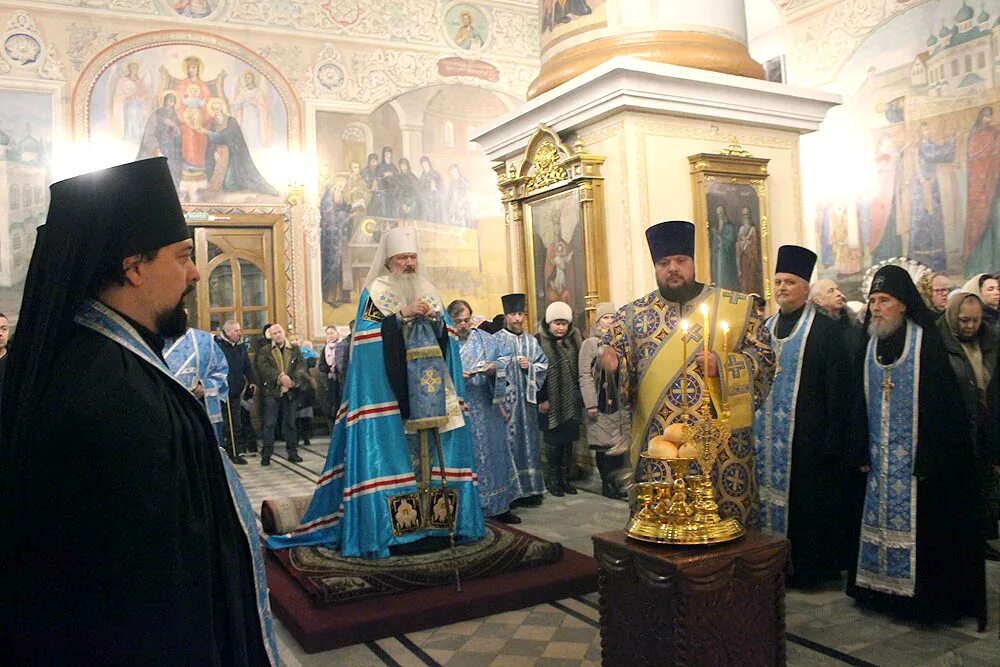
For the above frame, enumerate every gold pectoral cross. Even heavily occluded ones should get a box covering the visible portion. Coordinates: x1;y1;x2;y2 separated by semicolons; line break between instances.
881;372;894;401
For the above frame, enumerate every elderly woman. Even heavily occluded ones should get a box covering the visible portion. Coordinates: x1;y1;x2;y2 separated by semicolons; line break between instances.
578;303;630;499
938;290;1000;560
962;273;1000;337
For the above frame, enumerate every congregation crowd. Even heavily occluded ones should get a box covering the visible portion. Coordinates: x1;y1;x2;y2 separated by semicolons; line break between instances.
0;158;996;663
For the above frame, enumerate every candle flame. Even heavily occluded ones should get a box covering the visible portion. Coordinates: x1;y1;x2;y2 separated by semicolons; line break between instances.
720;320;729;332
680;319;689;332
699;303;708;316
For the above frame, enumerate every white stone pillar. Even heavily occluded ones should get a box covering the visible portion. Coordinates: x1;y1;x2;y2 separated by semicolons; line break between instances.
531;0;762;99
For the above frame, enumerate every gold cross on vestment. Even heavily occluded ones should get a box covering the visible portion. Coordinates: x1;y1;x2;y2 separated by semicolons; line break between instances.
881;372;894;400
420;369;443;394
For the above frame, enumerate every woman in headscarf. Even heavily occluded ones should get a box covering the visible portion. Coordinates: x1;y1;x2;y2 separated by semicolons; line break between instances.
578;302;630;499
938;291;1000;560
536;301;583;496
962;273;1000;337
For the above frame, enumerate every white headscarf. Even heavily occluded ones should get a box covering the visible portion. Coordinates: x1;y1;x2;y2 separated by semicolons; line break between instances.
363;226;418;289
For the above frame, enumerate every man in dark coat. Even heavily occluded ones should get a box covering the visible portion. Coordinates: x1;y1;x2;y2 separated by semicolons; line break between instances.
753;246;852;587
0;157;277;663
216;318;258;462
811;277;862;355
846;264;985;629
255;322;307;465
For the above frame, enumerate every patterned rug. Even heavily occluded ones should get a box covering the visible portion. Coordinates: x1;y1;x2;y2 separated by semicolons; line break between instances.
268;521;564;604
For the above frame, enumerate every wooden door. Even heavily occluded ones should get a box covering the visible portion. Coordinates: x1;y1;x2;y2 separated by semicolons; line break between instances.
187;215;286;352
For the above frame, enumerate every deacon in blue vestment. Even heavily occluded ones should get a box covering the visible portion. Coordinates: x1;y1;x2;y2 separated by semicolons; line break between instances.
846;264;985;628
494;293;548;505
164;326;230;444
269;226;485;559
753;245;852;587
449;299;521;523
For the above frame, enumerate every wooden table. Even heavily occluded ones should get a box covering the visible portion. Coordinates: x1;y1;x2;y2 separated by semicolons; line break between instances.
592;530;789;667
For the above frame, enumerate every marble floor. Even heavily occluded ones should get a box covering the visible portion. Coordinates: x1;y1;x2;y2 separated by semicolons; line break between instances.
240;438;1000;666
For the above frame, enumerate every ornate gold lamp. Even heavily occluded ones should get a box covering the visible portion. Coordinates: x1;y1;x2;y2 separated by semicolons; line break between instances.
625;314;744;545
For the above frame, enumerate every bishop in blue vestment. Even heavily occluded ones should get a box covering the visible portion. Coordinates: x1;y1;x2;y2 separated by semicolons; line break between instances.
269;226;484;559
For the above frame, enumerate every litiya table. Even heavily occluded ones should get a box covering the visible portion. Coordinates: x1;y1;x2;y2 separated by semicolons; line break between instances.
592;530;790;666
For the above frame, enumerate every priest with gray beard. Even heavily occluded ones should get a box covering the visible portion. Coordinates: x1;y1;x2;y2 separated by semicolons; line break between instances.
845;264;985;629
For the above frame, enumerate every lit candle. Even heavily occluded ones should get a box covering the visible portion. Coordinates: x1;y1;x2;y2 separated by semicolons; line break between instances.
680;320;689;412
720;320;730;354
700;303;710;363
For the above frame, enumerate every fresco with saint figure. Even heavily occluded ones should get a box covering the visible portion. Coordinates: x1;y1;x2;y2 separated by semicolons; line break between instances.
87;44;288;204
802;0;1000;297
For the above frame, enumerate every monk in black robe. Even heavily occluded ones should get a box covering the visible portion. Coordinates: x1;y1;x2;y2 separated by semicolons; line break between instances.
755;246;852;587
0;158;276;663
845;264;986;629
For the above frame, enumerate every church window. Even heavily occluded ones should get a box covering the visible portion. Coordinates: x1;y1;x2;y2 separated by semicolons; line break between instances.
22;184;31;206
965;55;972;72
33;185;42;204
9;184;19;210
443;121;455;148
952;59;960;76
978;52;986;69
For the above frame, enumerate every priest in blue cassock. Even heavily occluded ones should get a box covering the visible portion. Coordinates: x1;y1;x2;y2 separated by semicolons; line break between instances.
846;264;986;628
449;299;521;524
494;293;548;505
753;245;851;587
269;226;485;559
164;326;229;446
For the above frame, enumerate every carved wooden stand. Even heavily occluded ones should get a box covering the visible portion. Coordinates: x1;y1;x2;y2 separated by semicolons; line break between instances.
592;530;789;667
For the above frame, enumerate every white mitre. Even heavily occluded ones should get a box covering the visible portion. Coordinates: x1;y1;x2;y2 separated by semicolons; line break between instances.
364;226;443;316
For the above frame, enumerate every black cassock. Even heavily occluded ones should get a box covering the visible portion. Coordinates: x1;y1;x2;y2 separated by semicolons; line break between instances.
1;324;270;665
845;322;986;625
773;307;853;585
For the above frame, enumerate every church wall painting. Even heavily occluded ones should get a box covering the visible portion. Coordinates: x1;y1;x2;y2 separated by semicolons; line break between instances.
802;0;1000;297
444;3;490;52
0;85;54;326
523;187;587;332
83;39;292;205
706;181;765;298
313;84;514;326
540;0;604;37
689;151;773;301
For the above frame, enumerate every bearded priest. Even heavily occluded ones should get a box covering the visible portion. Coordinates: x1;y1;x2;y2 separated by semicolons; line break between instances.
601;220;775;527
846;264;985;628
268;226;485;559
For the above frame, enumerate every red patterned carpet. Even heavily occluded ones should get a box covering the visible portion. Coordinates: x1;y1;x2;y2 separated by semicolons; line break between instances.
265;521;598;653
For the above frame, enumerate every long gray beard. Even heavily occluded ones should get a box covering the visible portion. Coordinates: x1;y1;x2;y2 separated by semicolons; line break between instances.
867;314;904;339
384;272;419;307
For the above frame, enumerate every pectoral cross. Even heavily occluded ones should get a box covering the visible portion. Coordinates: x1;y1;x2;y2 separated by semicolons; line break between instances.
881;372;894;402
